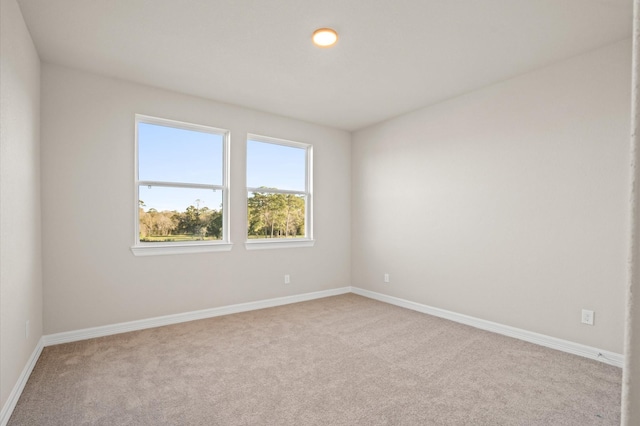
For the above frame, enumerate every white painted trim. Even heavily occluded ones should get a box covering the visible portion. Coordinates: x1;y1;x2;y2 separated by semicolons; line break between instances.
42;286;624;367
246;134;313;241
4;287;623;424
131;242;233;256
133;114;231;251
0;337;44;426
351;287;624;368
245;239;315;250
43;287;350;346
247;187;305;195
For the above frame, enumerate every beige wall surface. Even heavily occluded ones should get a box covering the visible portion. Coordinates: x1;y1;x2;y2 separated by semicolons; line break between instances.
352;40;632;353
622;1;639;422
40;64;351;334
0;0;43;409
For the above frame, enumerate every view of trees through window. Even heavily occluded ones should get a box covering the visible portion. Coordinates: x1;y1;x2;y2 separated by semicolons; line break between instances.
246;137;310;240
247;192;306;239
138;197;223;242
136;117;226;244
136;119;311;244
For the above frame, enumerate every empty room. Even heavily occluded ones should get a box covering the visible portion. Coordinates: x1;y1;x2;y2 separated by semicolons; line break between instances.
2;0;640;424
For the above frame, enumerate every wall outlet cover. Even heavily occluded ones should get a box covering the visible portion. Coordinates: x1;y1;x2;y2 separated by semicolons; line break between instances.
581;309;594;325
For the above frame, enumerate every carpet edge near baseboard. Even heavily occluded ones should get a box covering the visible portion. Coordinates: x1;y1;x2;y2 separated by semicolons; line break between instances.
350;287;624;368
0;337;44;426
42;287;353;346
1;285;623;426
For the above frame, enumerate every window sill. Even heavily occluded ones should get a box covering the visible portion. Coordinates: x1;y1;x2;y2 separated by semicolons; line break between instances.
245;239;315;250
131;242;233;256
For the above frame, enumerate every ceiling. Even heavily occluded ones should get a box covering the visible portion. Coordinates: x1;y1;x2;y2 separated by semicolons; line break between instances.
17;0;633;131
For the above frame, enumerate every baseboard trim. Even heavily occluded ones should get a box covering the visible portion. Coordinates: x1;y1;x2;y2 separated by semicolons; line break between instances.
43;287;351;346
41;285;626;367
351;287;624;368
3;286;623;425
0;337;44;426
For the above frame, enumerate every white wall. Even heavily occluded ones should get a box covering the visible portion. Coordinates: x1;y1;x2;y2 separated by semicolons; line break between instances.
40;64;351;334
352;40;631;353
0;0;43;410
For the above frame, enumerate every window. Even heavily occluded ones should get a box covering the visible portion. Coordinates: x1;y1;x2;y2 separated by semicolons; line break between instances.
246;135;313;249
132;115;231;256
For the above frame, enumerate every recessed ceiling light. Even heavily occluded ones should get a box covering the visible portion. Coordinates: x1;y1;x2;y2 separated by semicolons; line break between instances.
312;28;338;48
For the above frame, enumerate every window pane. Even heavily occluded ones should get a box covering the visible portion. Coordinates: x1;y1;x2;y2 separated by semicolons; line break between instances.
247;140;306;191
139;122;223;185
247;191;306;239
139;186;223;242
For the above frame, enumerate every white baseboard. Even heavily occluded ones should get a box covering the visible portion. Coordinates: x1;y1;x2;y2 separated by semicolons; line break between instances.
36;285;628;367
351;287;624;368
3;285;622;426
0;337;44;426
43;287;351;346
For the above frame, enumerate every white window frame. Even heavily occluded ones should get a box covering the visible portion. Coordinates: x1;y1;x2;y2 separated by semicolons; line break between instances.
245;134;314;250
131;114;232;256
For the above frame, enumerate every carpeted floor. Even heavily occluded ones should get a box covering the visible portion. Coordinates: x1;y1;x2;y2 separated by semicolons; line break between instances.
9;294;621;425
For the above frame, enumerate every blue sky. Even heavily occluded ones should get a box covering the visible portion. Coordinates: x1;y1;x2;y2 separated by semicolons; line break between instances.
246;139;306;191
138;123;223;185
138;123;306;212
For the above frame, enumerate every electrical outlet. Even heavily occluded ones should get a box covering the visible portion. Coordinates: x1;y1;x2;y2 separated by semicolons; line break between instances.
581;309;594;325
26;320;30;339
284;274;290;284
384;273;390;283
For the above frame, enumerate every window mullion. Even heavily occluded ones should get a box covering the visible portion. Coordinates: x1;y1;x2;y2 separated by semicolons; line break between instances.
139;181;224;191
247;187;306;196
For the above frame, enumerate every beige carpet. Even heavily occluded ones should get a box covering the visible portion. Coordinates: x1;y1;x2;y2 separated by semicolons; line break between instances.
9;294;621;425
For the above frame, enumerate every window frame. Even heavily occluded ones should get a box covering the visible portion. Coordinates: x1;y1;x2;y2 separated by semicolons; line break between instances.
245;134;314;250
131;114;232;256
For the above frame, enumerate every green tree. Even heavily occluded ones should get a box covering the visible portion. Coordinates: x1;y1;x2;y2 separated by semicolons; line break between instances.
206;210;223;238
247;191;305;238
177;205;200;235
139;199;222;242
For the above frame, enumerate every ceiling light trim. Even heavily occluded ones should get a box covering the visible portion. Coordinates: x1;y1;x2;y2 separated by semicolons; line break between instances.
312;28;338;48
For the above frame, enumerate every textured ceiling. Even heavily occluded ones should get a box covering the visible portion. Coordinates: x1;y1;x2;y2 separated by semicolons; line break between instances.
17;0;633;131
